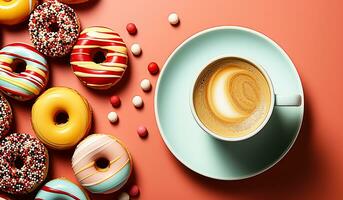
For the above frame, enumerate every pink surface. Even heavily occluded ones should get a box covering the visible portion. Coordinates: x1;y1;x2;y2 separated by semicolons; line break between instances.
1;0;343;199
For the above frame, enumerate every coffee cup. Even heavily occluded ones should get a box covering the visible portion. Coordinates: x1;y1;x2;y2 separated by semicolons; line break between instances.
190;56;301;141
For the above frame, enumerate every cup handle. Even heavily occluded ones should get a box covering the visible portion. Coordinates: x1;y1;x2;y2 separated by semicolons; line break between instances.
275;94;302;106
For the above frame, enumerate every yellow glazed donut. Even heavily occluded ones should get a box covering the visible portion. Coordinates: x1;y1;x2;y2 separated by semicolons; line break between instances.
0;0;38;25
32;87;92;150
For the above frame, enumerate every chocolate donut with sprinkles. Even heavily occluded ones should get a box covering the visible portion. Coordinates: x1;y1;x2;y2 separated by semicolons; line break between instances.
0;133;49;195
0;93;12;140
28;1;80;57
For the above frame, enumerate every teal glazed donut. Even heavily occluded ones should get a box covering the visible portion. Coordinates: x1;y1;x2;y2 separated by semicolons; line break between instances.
35;178;89;200
0;43;49;101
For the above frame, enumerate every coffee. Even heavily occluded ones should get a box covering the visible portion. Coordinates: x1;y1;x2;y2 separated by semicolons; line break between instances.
193;57;272;138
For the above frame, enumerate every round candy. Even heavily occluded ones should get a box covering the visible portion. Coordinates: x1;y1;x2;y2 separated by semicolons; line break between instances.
29;1;80;57
168;13;179;25
129;185;140;197
0;43;49;101
32;87;92;150
118;192;130;200
126;23;137;35
59;0;89;4
71;26;129;90
110;95;121;107
140;79;151;92
72;134;132;194
108;112;118;123
0;133;49;194
132;96;143;108
137;126;148;138
148;62;159;75
131;43;142;56
0;0;38;25
0;93;12;139
35;178;89;200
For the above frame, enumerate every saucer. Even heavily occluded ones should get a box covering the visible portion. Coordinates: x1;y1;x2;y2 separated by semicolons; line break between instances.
155;26;304;180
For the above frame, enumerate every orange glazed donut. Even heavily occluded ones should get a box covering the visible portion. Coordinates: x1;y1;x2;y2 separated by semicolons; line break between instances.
71;26;128;90
0;0;38;25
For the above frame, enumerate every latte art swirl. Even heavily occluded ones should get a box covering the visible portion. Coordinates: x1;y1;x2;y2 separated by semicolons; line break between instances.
207;68;261;122
193;57;272;138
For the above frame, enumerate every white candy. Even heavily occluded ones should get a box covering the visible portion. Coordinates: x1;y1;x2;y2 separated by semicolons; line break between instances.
107;111;118;123
132;95;143;108
118;192;130;200
168;13;179;25
140;79;151;92
130;43;141;56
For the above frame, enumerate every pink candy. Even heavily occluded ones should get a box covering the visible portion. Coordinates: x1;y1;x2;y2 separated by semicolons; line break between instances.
110;95;121;108
129;185;140;197
137;126;148;138
126;23;137;35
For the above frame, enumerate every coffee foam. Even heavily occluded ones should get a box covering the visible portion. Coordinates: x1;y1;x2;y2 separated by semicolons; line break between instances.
193;57;272;138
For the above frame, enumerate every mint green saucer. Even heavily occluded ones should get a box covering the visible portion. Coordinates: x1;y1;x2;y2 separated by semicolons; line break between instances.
155;26;304;180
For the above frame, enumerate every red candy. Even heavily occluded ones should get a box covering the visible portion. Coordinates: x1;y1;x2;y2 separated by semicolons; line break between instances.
148;62;159;75
110;96;121;108
129;185;140;197
126;23;137;35
137;126;148;138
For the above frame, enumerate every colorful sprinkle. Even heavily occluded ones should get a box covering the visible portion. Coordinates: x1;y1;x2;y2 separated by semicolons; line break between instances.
0;93;12;139
0;133;48;194
28;1;80;57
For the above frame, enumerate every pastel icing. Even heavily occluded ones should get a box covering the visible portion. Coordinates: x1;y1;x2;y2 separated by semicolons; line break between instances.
35;178;89;200
71;26;128;90
72;134;132;194
0;43;49;101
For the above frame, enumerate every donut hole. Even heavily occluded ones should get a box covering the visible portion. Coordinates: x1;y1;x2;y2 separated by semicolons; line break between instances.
91;48;108;64
14;157;24;169
48;22;60;33
10;58;26;74
54;111;69;125
95;157;110;171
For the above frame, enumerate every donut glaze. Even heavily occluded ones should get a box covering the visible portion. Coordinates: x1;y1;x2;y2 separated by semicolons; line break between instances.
0;133;49;195
28;1;80;57
32;87;92;150
72;134;132;194
0;43;49;101
0;93;12;139
0;0;38;25
35;178;89;200
71;26;128;90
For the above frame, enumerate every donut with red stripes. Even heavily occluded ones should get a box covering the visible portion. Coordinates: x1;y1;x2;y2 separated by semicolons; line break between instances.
71;26;128;90
0;43;49;101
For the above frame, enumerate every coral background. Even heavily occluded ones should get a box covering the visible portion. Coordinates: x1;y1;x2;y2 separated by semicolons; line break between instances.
1;0;343;199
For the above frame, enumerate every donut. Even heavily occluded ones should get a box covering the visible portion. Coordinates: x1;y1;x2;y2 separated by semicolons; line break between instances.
35;178;89;200
71;26;128;90
0;43;49;101
0;0;38;25
0;93;12;139
28;1;80;57
31;87;92;149
72;134;132;194
0;133;49;195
